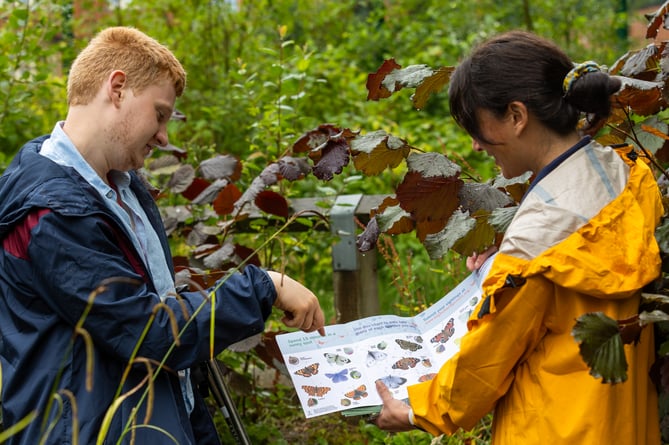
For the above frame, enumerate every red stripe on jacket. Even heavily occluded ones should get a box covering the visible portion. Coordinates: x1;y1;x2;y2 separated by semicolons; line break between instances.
2;209;51;259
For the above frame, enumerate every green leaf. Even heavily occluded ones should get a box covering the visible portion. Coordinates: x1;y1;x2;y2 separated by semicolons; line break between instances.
572;312;628;383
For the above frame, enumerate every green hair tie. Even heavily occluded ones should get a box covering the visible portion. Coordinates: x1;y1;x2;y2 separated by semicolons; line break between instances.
563;61;601;95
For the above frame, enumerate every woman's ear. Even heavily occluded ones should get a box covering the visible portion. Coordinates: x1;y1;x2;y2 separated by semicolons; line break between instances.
107;70;127;106
508;101;528;135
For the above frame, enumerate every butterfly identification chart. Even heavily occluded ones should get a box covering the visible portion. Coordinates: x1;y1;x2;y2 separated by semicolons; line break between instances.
276;255;495;418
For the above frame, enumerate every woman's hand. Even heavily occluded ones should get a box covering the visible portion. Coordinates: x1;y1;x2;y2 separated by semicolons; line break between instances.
466;245;498;271
370;380;415;432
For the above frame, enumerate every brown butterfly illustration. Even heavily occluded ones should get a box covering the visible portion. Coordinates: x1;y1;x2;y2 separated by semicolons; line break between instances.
392;357;420;370
302;385;331;397
395;338;422;351
344;385;368;400
294;363;319;377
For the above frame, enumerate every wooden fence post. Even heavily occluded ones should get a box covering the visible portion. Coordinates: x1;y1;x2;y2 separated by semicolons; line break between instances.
330;195;379;323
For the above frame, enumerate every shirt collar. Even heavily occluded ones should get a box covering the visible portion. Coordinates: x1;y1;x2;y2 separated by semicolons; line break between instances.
40;121;130;195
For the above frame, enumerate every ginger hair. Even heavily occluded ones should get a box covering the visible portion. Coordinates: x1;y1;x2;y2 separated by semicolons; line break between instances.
67;27;186;105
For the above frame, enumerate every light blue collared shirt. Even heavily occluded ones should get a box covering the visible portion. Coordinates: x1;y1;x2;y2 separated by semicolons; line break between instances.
40;122;194;413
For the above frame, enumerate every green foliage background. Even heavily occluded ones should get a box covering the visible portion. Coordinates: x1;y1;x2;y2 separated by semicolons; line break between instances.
0;0;647;443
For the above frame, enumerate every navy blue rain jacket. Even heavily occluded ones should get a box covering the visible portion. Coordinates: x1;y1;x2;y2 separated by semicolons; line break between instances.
0;136;277;444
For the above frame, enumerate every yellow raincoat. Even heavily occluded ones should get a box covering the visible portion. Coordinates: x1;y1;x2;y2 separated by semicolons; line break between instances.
408;139;663;444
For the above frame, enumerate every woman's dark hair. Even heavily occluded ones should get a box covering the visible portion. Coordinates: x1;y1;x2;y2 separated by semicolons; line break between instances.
448;30;621;143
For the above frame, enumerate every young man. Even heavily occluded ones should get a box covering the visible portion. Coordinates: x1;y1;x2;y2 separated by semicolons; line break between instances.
0;26;324;444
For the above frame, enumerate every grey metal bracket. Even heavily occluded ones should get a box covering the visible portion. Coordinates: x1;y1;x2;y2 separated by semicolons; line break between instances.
331;194;363;271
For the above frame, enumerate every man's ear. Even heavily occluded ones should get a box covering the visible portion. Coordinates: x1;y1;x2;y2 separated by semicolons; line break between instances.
108;70;127;107
508;101;528;135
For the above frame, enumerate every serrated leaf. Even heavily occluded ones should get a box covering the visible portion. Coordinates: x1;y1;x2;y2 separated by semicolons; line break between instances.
278;156;311;181
199;154;241;181
191;178;230;205
572;312;628;383
374;197;414;234
406;152;461;178
255;190;289;218
293;124;343;153
259;163;281;187
645;3;669;39
637;117;669;154
458;182;514;213
639;310;669;324
311;137;351;181
167;164;195;194
489;206;518;232
156;142;188;160
357;217;380;252
491;172;531;203
614;76;665;116
147;154;181;175
412;66;453;110
396;153;463;227
213;184;242;216
203;243;236;270
351;130;412;175
451;211;496;257
181;177;211;201
366;59;403;101
423;210;476;260
611;44;661;80
234;177;266;214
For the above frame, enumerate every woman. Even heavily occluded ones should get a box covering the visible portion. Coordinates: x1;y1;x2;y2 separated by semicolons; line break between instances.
372;30;663;444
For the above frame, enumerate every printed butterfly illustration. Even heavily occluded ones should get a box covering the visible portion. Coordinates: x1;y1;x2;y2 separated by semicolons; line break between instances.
431;318;456;344
302;385;331;397
422;358;432;367
366;350;387;367
344;385;368;400
294;363;319;378
324;352;351;366
325;368;349;383
392;357;420;370
419;373;438;382
380;375;407;389
395;339;422;351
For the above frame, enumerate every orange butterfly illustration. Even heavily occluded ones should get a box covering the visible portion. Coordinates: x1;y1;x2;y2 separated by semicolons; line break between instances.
392;357;420;370
419;373;438;382
344;385;368;400
431;318;455;344
294;363;319;377
302;385;331;397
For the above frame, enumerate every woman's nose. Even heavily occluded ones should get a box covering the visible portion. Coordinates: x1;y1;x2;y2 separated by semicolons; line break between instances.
472;139;483;152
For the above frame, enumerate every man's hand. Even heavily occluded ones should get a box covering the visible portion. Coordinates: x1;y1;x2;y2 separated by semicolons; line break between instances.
267;271;326;336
